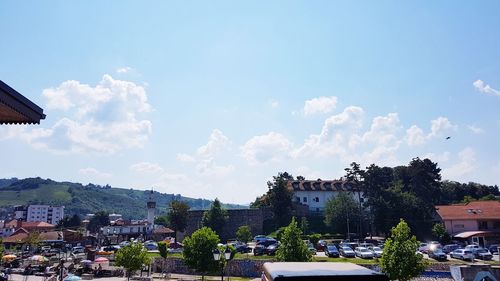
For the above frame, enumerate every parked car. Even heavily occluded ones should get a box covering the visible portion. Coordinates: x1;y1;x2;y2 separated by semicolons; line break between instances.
324;244;339;258
316;240;328;252
307;242;317;255
368;246;383;258
418;243;428;253
339;246;355;258
119;241;131;247
72;246;85;254
230;241;252;253
41;246;51;252
266;243;279;256
450;249;474;261
144;242;158;251
488;244;500;255
355;247;374;259
253;244;266;256
257;238;278;247
442;244;460;254
428;249;447;261
465;244;481;252
254;235;269;243
474;248;493;260
427;241;442;253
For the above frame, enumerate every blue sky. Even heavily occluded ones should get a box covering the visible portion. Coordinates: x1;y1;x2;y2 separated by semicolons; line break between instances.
1;1;499;204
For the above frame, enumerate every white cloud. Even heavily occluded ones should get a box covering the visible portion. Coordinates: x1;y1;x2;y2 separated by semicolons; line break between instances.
176;153;196;163
442;148;478;181
406;125;426;146
241;132;293;165
196;158;234;177
429;117;458;138
196;129;230;157
129;162;164;174
423;152;451;163
4;75;152;154
116;66;133;74
269;100;279;108
293;106;364;158
303;96;338;116
467;125;484;134
79;167;112;179
473;79;500;96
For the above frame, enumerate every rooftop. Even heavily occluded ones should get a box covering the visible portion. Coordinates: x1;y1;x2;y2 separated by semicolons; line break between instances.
435;200;500;221
0;80;45;124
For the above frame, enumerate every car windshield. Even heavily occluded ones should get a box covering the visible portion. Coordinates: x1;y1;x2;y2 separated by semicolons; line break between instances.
361;248;370;252
343;247;352;251
373;247;381;251
464;251;472;254
327;246;337;250
476;249;487;253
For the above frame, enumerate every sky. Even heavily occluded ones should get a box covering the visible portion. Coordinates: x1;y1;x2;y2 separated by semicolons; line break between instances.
1;1;499;205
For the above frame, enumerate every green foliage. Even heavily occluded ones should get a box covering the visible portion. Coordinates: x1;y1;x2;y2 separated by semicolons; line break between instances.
308;233;322;246
183;227;220;277
276;217;312;262
202;198;228;236
431;223;447;242
324;192;361;236
87;211;110;233
236;225;252;243
155;215;169;227
267;172;294;227
0;238;4;257
380;219;427;281
57;214;81;228
300;217;309;235
158;241;168;259
115;242;151;280
167;200;190;239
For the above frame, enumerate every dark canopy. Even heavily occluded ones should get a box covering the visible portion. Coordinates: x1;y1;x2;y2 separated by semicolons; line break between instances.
0;80;46;124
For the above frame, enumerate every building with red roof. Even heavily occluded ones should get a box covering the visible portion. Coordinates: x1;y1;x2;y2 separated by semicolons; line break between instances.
435;200;500;247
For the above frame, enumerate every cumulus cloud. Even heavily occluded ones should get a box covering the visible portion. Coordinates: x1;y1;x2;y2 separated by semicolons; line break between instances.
79;167;112;179
176;129;234;177
442;148;478;181
3;75;152;154
406;125;426;146
303;96;338;116
269;100;279;108
116;66;133;74
429;117;458;138
293;106;364;158
473;79;500;96
467;125;484;134
241;132;293;165
129;162;164;174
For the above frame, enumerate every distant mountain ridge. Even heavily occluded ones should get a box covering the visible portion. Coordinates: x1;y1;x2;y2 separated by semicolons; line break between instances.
0;177;247;220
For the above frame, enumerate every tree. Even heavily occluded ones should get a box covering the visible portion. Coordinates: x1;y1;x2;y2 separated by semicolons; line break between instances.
167;200;190;241
87;211;110;233
300;217;309;235
0;238;4;258
183;227;220;280
324;192;361;238
202;198;228;236
432;223;447;242
25;231;40;253
276;217;312;262
267;172;294;227
57;214;82;229
115;242;151;281
154;215;169;227
236;225;252;243
380;219;427;281
157;241;168;275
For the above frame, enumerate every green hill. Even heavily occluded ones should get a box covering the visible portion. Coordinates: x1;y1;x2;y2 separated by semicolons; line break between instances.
0;177;247;219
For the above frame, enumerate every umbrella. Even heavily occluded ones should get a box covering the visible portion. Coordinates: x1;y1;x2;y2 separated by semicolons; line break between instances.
64;275;81;281
80;260;92;264
29;255;49;262
2;254;17;261
94;257;109;263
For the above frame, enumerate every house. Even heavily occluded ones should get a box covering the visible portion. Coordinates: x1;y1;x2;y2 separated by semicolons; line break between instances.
435;200;500;247
286;180;364;213
101;219;154;243
0;219;55;237
2;228;63;249
0;80;45;124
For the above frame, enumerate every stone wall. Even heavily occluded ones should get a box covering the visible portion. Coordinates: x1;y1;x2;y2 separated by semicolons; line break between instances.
181;208;271;241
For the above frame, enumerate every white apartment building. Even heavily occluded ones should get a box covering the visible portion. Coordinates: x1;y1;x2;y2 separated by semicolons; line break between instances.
22;205;65;225
287;180;364;213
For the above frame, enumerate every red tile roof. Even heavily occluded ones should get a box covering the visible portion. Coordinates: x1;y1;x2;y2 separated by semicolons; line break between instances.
435;201;500;221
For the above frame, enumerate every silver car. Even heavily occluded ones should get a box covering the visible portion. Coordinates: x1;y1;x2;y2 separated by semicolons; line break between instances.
355;247;374;259
450;249;474;261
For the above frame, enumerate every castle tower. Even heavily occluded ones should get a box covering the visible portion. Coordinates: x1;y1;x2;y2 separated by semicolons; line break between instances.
147;189;156;225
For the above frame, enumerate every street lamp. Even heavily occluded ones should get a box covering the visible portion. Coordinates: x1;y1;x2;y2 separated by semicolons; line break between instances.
212;247;233;281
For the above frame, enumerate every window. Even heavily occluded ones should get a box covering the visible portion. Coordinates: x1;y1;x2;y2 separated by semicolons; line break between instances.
479;221;488;230
303;197;307;203
295;197;300;203
360;198;365;203
314;197;319;202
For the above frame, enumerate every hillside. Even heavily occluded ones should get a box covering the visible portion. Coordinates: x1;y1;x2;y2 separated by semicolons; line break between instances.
0;177;246;219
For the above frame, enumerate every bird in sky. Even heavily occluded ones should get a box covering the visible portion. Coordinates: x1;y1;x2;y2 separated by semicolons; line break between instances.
446;136;451;140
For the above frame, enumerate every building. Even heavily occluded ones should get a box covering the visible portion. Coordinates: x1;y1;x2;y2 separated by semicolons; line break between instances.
14;205;65;225
435;200;500;247
147;190;156;225
286;180;364;213
101;219;154;243
0;80;46;124
0;219;55;237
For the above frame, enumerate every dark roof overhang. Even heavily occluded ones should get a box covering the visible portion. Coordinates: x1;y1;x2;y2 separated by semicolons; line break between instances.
0;80;46;124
